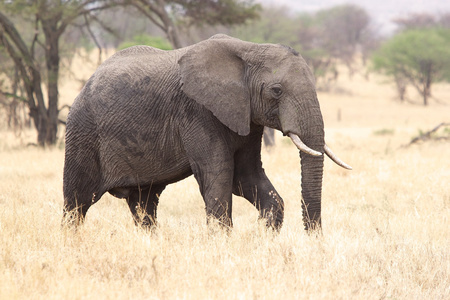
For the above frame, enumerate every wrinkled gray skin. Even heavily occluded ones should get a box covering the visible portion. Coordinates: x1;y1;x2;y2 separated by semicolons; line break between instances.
63;34;332;232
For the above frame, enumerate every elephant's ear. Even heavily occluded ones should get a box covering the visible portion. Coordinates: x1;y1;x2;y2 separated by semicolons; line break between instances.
178;37;251;136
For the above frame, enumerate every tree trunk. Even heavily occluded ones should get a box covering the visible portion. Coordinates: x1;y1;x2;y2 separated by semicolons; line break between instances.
423;76;431;106
154;0;183;49
420;62;433;106
395;75;407;103
41;18;61;146
166;24;183;49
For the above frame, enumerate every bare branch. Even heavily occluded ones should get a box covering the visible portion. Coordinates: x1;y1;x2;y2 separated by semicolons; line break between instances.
83;13;103;65
0;12;48;121
58;1;120;36
59;104;72;111
130;1;166;31
0;91;29;103
89;14;119;38
0;30;36;111
30;14;40;59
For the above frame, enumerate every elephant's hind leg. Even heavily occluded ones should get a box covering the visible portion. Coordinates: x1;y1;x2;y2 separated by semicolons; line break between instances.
62;187;100;227
62;149;102;228
126;184;166;228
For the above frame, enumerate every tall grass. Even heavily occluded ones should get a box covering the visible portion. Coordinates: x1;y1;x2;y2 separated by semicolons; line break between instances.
1;130;448;299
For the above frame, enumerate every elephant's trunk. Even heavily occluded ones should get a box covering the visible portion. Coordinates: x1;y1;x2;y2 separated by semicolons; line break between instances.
288;132;324;231
296;116;325;231
300;148;324;231
279;71;353;232
283;99;351;231
291;134;353;231
281;100;325;232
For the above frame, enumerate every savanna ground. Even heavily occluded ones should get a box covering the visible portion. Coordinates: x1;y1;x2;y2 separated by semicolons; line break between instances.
0;52;449;299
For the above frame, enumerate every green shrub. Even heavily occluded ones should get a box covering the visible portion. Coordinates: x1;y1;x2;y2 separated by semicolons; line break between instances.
118;34;172;51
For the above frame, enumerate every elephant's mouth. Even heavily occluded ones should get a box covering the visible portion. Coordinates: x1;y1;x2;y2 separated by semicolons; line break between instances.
287;132;352;170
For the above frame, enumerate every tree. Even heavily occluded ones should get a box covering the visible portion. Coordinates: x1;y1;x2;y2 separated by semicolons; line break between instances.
231;5;377;86
121;0;261;48
372;28;450;105
231;7;332;83
315;4;374;76
0;0;114;146
232;6;301;47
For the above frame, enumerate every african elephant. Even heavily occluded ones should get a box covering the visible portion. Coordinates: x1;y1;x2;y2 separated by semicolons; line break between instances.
63;34;351;232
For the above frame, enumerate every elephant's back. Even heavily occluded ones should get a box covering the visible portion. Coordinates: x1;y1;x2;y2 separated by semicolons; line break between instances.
97;45;187;72
78;46;185;111
68;43;189;137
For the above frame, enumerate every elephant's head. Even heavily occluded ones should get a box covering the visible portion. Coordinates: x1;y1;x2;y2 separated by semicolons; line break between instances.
179;34;351;231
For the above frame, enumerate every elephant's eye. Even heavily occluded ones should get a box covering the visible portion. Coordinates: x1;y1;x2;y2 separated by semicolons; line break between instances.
271;86;283;98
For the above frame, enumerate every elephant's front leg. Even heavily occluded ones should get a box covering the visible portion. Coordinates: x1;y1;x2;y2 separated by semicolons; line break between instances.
233;150;285;230
186;154;233;227
195;166;234;228
182;126;235;228
233;172;284;230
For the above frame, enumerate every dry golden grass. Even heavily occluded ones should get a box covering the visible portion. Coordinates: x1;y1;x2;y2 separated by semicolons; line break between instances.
0;56;449;299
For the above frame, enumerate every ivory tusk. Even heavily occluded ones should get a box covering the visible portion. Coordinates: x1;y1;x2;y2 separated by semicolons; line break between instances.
324;144;353;170
288;133;322;156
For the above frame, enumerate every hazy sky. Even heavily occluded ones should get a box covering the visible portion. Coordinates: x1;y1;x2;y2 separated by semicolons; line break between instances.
259;0;450;35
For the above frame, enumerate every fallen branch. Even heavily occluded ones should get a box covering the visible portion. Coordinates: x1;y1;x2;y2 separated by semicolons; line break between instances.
402;122;450;147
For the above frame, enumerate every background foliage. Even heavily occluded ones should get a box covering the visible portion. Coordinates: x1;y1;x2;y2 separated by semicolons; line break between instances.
372;28;450;105
117;34;172;50
0;1;449;141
